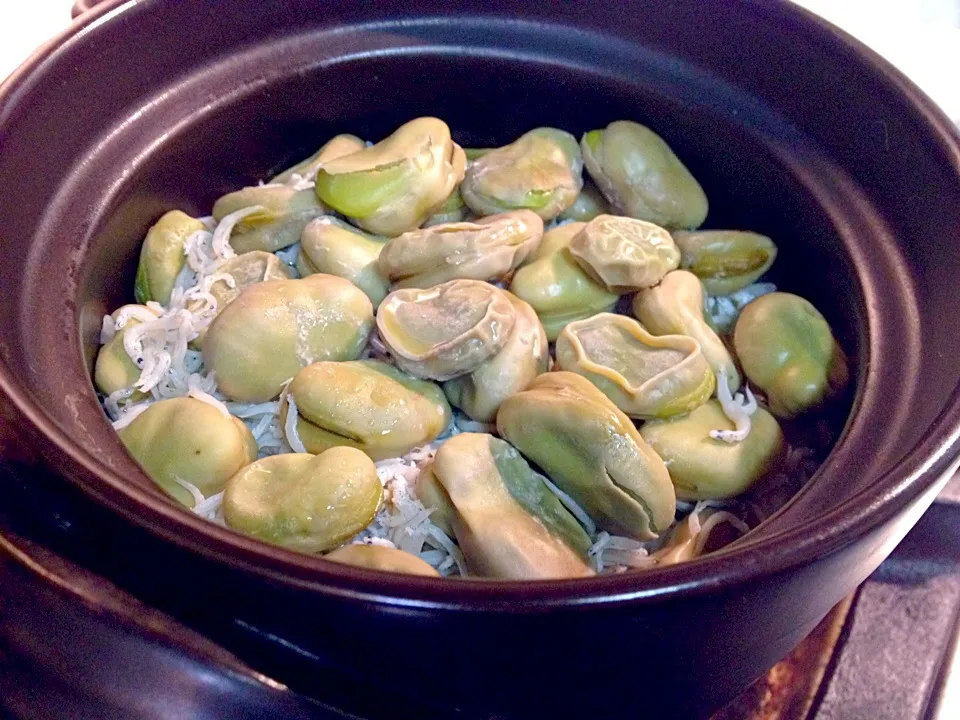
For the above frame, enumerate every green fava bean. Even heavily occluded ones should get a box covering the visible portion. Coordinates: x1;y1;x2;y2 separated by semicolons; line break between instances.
633;270;740;394
556;313;715;419
324;544;440;577
497;372;676;540
423;187;471;227
223;447;382;553
379;210;544;289
672;230;778;296
525;220;585;263
212;185;326;254
134;210;206;305
377;280;517;381
315;117;466;236
463;147;494;161
282;360;451;461
558;181;610;222
210;250;296;300
640;399;785;500
95;327;142;396
426;433;593;579
415;466;457;536
94;305;159;396
461;128;583;220
510;222;618;341
118;397;257;508
581;120;708;229
443;291;549;423
297;217;389;307
568;214;680;293
733;292;849;419
190;251;296;348
203;274;374;403
270;133;366;185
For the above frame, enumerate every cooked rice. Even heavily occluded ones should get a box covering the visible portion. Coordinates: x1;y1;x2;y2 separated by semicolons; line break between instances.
706;282;776;333
98;202;815;579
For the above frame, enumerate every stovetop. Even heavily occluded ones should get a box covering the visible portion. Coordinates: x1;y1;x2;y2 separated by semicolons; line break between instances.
724;477;960;720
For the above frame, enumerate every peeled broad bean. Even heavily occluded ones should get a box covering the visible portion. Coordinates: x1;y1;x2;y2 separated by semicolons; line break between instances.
558;181;610;222
633;269;740;394
190;250;296;347
379;210;543;289
443;291;549;423
270;133;366;185
212;185;326;253
203;274;373;402
376;279;516;381
424;433;593;579
415;466;457;536
94;305;158;396
567;214;680;293
581;120;708;229
223;447;382;553
461;127;583;220
640;399;785;499
282;360;451;461
118;397;257;507
733;292;849;418
556;312;714;419
315;117;466;236
324;544;440;576
134;210;206;305
297;217;389;306
423;188;471;227
673;230;777;296
509;222;618;341
497;372;676;540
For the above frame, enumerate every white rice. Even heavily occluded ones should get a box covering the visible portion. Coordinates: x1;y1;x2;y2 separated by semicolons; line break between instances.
351;458;469;575
706;281;777;334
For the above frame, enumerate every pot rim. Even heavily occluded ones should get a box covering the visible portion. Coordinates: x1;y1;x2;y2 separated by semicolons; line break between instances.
3;0;960;612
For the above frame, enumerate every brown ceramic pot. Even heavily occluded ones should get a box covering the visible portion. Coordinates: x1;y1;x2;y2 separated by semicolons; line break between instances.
1;1;959;717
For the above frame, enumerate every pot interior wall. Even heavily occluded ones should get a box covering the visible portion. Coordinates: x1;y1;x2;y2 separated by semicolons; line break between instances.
0;0;956;573
23;27;864;498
